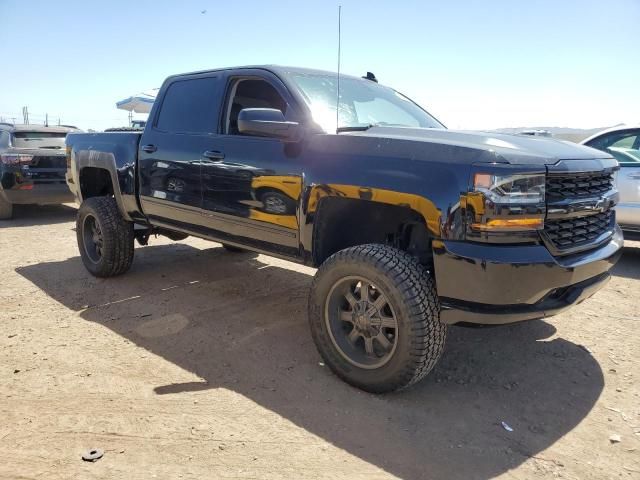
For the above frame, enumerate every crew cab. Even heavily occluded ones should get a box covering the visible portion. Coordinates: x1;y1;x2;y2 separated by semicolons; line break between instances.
66;66;623;393
0;123;77;219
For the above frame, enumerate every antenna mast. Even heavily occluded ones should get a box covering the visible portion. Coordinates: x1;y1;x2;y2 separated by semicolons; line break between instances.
336;5;342;133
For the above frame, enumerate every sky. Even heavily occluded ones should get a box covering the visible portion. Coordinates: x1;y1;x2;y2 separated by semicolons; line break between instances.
1;0;638;131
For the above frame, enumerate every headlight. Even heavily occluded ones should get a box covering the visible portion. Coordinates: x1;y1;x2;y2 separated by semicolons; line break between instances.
467;172;545;233
473;173;545;204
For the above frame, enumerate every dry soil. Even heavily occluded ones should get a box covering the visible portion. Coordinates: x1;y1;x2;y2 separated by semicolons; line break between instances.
1;204;639;479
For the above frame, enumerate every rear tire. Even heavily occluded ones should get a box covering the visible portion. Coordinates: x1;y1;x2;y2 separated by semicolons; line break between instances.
0;196;13;220
308;244;446;393
77;197;134;277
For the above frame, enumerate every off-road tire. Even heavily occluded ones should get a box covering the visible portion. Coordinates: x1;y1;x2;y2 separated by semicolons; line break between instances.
308;244;447;393
222;243;246;253
77;197;134;277
0;196;12;220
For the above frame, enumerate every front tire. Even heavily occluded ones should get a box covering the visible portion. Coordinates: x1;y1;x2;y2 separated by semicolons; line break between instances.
308;244;446;393
0;196;13;220
77;197;134;277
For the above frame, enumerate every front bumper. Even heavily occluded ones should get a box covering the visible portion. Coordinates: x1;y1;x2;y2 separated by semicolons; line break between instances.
433;226;623;325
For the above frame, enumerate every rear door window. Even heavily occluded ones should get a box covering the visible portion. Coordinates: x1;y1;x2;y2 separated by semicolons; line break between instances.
155;76;222;134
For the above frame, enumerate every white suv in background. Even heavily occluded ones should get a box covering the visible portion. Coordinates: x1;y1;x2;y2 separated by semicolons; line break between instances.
582;126;640;236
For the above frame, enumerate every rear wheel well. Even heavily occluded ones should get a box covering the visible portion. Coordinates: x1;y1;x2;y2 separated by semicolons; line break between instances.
79;167;114;199
312;197;432;267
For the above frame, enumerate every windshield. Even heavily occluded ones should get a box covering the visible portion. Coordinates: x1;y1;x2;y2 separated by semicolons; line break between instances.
12;131;67;149
287;73;444;133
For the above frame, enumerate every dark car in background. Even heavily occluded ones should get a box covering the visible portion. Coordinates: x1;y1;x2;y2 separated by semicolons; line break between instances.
0;123;78;219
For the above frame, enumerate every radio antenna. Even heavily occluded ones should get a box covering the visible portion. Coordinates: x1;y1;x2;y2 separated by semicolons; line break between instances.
335;5;342;133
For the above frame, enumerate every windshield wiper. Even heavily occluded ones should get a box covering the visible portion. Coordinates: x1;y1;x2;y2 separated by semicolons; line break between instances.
336;124;374;133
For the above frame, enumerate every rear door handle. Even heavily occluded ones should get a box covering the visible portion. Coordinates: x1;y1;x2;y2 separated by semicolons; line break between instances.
142;144;157;153
203;150;225;161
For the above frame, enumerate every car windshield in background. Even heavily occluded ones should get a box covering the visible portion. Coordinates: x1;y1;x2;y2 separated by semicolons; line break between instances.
12;131;67;148
588;130;640;165
287;73;444;133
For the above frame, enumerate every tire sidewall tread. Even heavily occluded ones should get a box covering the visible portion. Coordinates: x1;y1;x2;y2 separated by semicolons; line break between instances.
76;197;134;277
308;243;447;393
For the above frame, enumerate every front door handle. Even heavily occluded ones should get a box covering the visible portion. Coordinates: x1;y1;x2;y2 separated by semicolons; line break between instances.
627;172;640;179
203;150;225;161
142;144;157;153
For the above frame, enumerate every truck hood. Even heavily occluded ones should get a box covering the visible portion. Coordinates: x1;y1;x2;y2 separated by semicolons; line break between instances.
349;126;613;165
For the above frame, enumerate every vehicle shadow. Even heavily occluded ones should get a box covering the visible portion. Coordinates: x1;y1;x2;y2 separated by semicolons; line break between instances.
0;203;77;227
611;244;640;280
17;243;605;480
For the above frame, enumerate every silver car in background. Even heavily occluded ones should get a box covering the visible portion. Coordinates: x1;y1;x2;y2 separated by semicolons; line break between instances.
582;126;640;236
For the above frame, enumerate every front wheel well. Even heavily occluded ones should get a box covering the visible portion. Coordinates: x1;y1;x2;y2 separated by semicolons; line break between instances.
312;197;432;267
79;167;114;200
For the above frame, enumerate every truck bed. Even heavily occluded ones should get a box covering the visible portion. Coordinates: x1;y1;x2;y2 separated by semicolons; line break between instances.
66;131;143;221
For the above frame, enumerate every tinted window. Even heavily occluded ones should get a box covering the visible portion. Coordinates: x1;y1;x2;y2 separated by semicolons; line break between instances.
12;131;67;148
156;77;220;134
225;79;288;135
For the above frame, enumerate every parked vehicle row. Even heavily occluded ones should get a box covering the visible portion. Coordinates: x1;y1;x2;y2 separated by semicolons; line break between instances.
65;65;624;392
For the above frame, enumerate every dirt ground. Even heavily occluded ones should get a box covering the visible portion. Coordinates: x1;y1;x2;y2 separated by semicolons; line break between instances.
1;203;639;480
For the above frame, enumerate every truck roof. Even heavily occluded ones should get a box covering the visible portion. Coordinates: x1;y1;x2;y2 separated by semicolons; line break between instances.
165;65;365;82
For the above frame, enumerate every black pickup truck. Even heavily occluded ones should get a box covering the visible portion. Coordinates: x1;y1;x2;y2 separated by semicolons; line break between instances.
66;66;622;393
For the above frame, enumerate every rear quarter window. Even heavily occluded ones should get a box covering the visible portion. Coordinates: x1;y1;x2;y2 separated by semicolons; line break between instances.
155;76;221;134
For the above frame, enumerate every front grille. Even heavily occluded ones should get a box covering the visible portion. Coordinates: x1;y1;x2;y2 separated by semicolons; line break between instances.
546;172;614;202
544;210;614;250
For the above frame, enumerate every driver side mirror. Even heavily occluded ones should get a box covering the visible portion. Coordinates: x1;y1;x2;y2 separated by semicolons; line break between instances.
237;108;301;142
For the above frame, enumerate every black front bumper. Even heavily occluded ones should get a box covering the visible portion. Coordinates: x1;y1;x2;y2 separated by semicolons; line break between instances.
433;226;623;325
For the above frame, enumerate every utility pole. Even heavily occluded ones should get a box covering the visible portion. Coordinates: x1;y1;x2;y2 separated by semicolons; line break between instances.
22;106;29;124
45;113;48;127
